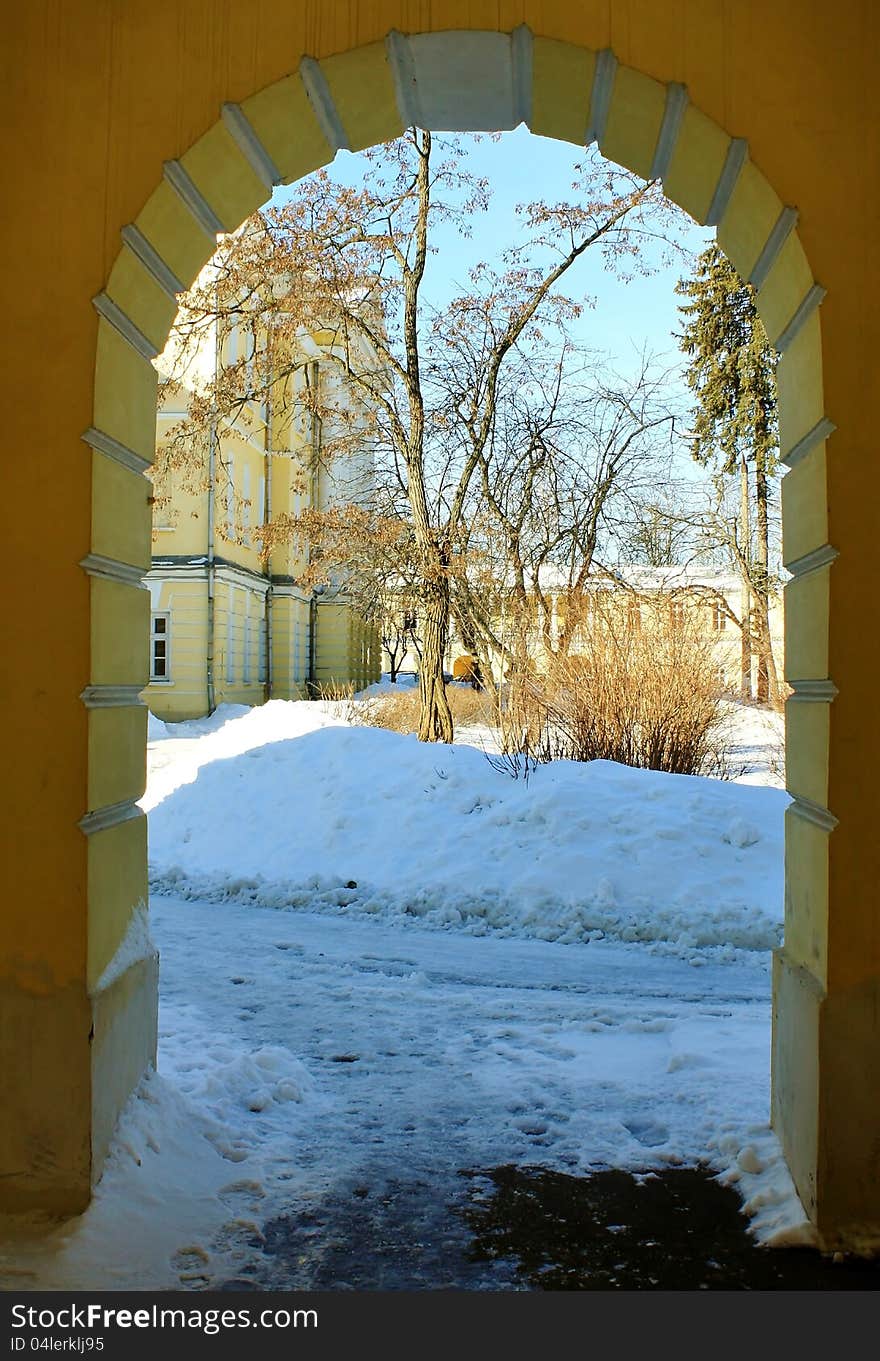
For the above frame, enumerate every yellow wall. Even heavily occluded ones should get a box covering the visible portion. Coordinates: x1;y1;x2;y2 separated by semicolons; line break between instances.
2;1;878;1245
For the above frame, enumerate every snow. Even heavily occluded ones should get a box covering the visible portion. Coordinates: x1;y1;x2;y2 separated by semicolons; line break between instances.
147;704;789;960
92;902;155;995
723;701;785;788
357;673;419;696
0;696;816;1290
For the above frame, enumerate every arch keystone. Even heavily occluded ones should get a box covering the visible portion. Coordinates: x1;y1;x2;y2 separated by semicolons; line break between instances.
402;31;521;131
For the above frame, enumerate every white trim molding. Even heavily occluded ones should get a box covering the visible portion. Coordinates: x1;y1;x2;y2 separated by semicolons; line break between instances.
79;800;145;837
82;426;152;475
705;138;748;227
585;48;617;146
80;553;147;589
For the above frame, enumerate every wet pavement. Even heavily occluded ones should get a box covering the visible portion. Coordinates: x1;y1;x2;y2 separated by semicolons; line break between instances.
217;1165;880;1292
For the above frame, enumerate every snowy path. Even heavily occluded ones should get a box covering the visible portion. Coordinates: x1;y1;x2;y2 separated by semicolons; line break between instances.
151;893;774;1289
0;701;802;1291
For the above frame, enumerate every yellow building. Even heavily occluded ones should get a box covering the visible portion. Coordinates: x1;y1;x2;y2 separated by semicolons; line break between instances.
3;2;880;1252
145;289;381;720
393;567;786;697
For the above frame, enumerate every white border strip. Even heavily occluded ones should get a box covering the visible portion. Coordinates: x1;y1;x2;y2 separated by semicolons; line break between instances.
789;679;838;703
585;49;617;146
775;283;826;353
120;224;184;300
79;800;144;837
221;102;282;190
782;416;836;468
92;293;159;362
650;82;688;180
80;553;147;589
789;795;838;834
299;56;350;152
785;543;838;578
749;206;799;291
385;30;422;128
80;685;146;709
82;426;152;475
705;137;748;227
163;160;224;238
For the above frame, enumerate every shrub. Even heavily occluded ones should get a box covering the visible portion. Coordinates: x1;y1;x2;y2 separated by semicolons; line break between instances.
361;682;495;736
500;595;732;777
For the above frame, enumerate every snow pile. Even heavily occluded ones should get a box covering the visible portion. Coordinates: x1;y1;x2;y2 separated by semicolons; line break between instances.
147;711;169;741
357;673;419;697
143;698;351;812
0;1073;241;1292
147;704;789;957
92;903;155;995
0;1009;322;1291
713;1127;816;1248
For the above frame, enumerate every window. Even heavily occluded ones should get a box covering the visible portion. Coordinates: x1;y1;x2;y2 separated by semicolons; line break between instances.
226;453;235;541
403;609;417;632
150;613;170;681
243;592;251;684
242;464;251;545
258;613;267;684
225;591;235;684
244;330;256;389
711;601;727;632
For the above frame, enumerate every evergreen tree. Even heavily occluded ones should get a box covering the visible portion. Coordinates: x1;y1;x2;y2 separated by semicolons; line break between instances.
676;244;779;703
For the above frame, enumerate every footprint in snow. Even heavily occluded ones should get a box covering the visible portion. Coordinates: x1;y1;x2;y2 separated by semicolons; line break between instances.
623;1118;669;1148
171;1244;212;1289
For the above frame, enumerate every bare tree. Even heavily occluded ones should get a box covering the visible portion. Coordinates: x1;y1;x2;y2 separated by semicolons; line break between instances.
159;128;687;739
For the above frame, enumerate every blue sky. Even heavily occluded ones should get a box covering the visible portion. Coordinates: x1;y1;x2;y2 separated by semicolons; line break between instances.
271;126;715;486
274;125;713;384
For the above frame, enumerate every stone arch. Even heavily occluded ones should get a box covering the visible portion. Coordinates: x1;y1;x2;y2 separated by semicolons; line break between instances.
6;14;867;1249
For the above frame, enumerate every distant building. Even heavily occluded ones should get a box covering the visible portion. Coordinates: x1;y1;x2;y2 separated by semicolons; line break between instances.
145;283;380;721
384;564;784;696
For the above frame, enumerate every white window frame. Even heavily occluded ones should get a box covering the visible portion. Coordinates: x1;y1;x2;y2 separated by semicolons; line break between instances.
225;590;235;684
226;453;235;541
150;612;171;682
243;591;251;685
257;611;267;684
242;463;251;545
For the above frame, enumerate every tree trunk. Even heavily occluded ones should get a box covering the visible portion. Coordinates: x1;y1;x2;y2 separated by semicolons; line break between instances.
753;453;777;705
418;578;454;742
739;454;753;701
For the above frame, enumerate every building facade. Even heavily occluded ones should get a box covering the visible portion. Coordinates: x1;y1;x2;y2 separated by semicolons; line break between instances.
145;307;380;721
385;566;785;700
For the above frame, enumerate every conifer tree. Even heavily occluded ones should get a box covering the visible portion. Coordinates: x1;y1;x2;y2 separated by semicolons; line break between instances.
676;244;779;703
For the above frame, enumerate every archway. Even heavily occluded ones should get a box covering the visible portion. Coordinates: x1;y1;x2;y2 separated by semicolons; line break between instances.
2;7;874;1252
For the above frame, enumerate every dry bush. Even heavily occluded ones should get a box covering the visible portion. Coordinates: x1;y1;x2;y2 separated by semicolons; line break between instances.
314;680;380;727
366;687;421;733
500;596;732;777
360;682;495;736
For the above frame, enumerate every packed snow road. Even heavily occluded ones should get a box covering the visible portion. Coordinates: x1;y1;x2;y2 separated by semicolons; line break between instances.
149;893;776;1290
0;698;807;1291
